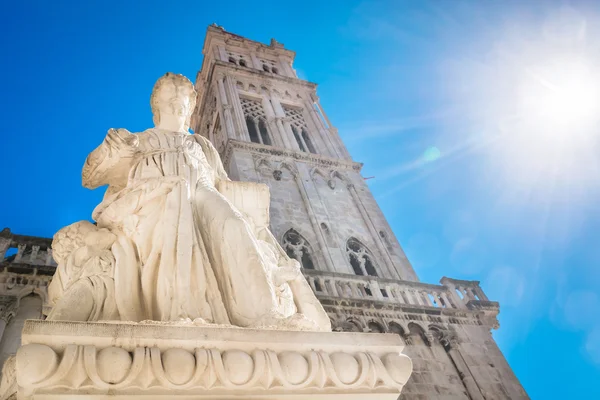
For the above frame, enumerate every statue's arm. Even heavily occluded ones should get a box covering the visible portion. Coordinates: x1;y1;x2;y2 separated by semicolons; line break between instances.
82;129;138;189
193;134;230;185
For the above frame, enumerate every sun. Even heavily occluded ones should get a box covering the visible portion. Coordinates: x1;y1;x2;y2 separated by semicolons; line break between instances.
517;60;600;129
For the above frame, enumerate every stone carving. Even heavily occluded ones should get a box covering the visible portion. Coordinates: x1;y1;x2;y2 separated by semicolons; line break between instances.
16;344;410;394
49;72;330;331
12;320;412;399
47;221;118;321
0;356;15;400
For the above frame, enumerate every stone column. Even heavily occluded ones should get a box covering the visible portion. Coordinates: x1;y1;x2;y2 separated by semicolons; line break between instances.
440;292;453;308
261;95;285;148
368;280;384;300
327;279;339;297
474;286;489;301
270;97;299;151
304;99;341;158
216;76;237;141
224;75;246;140
440;280;467;310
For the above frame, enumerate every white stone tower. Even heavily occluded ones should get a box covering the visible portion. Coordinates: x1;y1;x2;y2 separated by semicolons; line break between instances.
190;25;529;399
192;25;418;283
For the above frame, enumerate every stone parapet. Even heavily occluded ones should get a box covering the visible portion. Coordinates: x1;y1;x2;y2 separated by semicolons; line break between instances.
304;270;497;313
13;320;412;399
0;229;56;276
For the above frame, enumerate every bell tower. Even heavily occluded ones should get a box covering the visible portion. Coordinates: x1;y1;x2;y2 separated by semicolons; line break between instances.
193;24;418;282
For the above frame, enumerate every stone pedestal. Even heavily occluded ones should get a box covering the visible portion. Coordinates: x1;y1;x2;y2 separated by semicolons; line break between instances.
14;320;412;399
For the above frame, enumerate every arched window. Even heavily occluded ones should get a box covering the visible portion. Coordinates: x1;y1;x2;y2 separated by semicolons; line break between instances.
239;59;247;67
301;128;316;153
283;107;318;154
241;98;272;146
368;321;385;333
282;229;315;270
263;64;270;72
228;57;237;64
346;238;379;277
271;67;279;74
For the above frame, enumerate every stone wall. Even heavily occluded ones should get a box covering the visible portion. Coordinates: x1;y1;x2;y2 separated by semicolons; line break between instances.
0;294;43;367
224;143;418;281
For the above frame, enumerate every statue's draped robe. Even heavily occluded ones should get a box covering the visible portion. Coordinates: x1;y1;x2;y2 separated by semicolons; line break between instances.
83;129;282;325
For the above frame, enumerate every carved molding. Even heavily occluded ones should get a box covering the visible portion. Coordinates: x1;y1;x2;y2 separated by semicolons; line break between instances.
17;344;411;395
13;320;412;399
224;139;362;173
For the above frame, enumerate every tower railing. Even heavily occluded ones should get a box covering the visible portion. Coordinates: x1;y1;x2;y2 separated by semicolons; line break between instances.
0;229;56;275
302;269;497;312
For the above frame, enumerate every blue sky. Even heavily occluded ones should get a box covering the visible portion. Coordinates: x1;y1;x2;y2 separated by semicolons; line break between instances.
1;1;599;398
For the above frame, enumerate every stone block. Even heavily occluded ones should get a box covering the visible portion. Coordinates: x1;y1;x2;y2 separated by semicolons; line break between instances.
14;320;412;399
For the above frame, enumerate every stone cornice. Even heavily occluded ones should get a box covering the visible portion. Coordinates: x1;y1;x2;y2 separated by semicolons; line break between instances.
212;60;317;90
222;139;363;172
318;296;487;322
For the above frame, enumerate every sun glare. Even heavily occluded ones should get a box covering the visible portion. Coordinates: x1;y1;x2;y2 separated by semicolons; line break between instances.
518;60;600;129
442;6;600;200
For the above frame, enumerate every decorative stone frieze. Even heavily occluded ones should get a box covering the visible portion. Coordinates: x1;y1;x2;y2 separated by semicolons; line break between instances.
223;139;363;173
14;320;412;399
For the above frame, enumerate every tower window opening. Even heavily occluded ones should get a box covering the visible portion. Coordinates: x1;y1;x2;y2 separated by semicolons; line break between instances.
349;253;364;276
283;229;317;270
346;238;379;277
246;116;260;144
301;129;317;154
241;97;272;146
239;59;247;67
228;57;237;65
313;279;322;292
271;67;278;74
291;126;306;152
284;107;317;154
263;64;270;72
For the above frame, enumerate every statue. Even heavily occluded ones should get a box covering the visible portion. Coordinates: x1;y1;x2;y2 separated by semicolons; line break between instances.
50;72;330;332
47;221;118;321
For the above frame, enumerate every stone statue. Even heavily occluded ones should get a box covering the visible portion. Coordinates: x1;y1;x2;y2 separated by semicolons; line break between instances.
47;221;118;321
51;72;330;331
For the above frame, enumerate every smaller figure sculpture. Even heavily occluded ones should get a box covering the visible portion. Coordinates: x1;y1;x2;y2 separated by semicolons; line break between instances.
47;221;119;321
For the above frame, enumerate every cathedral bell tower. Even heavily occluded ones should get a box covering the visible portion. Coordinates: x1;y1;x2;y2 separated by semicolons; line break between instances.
192;24;418;282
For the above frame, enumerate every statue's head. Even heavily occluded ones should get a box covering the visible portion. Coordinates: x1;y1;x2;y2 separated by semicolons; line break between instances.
150;72;197;131
52;221;97;264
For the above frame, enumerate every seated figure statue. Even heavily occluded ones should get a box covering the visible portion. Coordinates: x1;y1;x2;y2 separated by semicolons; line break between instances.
47;72;331;332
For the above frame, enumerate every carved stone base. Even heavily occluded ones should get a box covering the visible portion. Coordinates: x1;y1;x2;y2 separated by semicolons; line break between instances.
13;320;412;399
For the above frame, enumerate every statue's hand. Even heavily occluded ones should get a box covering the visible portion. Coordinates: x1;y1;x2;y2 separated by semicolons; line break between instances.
104;128;137;158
